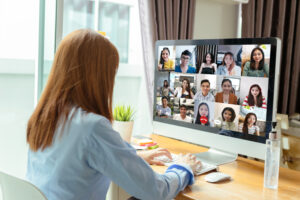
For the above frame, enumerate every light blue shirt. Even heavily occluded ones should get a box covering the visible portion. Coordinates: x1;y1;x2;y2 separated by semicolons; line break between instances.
26;107;194;200
156;105;172;117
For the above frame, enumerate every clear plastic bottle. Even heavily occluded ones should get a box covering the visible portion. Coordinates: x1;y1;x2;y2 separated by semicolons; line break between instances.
264;122;280;189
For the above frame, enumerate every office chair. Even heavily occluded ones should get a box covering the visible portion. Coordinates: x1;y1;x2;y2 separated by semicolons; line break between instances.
0;171;47;200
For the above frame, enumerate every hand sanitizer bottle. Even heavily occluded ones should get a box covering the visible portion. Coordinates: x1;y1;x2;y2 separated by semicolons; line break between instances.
264;122;280;189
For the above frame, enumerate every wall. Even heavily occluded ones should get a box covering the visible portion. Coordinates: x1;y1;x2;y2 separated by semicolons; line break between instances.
193;0;239;39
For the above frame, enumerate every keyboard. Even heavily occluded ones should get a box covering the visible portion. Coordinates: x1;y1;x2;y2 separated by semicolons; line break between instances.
154;153;218;175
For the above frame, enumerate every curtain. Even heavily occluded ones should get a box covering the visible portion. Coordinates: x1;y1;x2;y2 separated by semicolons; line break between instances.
242;0;300;114
139;0;196;114
195;45;218;73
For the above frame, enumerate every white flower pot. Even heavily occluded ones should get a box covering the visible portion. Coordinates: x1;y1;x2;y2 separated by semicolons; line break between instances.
112;121;134;143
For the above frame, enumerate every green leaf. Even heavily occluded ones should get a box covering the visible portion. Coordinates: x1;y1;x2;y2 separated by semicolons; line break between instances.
113;104;135;121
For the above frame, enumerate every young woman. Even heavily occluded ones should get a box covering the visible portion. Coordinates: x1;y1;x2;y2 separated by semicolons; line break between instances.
215;79;238;104
241;113;260;136
217;52;241;76
242;84;267;109
174;78;194;99
199;53;217;74
218;107;236;131
161;80;173;97
157;47;175;70
242;47;269;77
26;29;201;200
195;102;210;126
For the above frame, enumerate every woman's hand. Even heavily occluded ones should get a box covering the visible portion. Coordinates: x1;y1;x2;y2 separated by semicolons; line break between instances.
176;153;202;174
137;148;172;165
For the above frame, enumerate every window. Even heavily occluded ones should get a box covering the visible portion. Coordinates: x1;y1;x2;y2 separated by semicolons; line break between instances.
99;2;130;63
58;0;138;65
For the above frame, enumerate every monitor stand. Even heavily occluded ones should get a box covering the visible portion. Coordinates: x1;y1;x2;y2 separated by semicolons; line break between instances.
194;148;237;166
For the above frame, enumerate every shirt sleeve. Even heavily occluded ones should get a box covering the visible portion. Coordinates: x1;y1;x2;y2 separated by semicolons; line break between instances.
264;63;269;77
166;107;172;116
86;118;193;200
262;97;267;109
242;62;250;76
242;96;249;107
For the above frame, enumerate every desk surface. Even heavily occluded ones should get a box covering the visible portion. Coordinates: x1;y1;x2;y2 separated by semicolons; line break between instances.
150;134;300;200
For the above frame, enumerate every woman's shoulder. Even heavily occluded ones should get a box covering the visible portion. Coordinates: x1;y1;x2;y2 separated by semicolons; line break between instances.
215;92;222;99
245;61;250;65
75;107;112;131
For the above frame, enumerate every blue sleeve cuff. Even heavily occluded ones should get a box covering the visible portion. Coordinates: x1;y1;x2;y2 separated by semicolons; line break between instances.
166;164;194;185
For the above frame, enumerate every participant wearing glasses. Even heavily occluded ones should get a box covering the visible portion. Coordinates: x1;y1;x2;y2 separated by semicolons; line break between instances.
175;50;196;73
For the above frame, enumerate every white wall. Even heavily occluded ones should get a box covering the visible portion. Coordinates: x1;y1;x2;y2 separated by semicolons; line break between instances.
0;0;38;180
193;0;239;39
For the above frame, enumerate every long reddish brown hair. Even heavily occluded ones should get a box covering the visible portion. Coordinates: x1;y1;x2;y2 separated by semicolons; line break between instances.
242;113;257;134
27;29;119;151
222;52;235;73
247;84;263;107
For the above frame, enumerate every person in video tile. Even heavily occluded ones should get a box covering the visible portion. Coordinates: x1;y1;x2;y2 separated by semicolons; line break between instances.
194;79;215;102
242;47;269;77
161;80;173;97
175;50;196;73
217;107;236;131
240;113;260;136
174;78;194;99
215;79;238;104
195;102;210;126
199;52;217;74
242;84;267;109
173;105;193;123
157;47;175;70
156;96;171;118
216;52;241;76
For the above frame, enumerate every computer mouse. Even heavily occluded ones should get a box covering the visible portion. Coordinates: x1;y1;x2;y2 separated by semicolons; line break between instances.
204;172;231;183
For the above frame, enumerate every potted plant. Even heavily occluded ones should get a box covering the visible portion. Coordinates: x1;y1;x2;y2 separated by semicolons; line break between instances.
113;105;135;143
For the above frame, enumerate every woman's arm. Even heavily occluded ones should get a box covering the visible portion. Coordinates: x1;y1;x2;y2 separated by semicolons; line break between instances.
87;120;196;200
173;87;178;97
213;63;217;74
242;62;250;76
264;63;269;77
242;96;249;107
199;63;204;74
158;64;162;70
256;127;260;136
190;91;195;99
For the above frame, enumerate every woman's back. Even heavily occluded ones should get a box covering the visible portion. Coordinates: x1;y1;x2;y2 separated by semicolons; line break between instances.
27;107;193;200
27;108;114;200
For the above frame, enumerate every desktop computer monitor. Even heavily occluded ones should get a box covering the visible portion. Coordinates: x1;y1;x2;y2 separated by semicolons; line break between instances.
153;38;281;164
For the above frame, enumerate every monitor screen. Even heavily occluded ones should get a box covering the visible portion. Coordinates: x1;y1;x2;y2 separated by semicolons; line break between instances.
154;39;280;144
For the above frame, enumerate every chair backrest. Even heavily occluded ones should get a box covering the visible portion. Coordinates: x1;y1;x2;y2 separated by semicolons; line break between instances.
0;171;47;200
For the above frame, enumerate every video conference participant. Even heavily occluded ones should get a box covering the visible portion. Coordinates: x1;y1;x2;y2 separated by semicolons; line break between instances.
215;107;236;131
215;79;238;104
242;84;267;109
26;29;201;200
173;105;193;123
174;78;194;99
195;102;211;126
239;113;260;136
242;47;269;77
175;50;196;73
161;80;173;97
157;47;175;70
194;79;215;102
199;52;217;74
156;96;172;118
216;52;241;76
